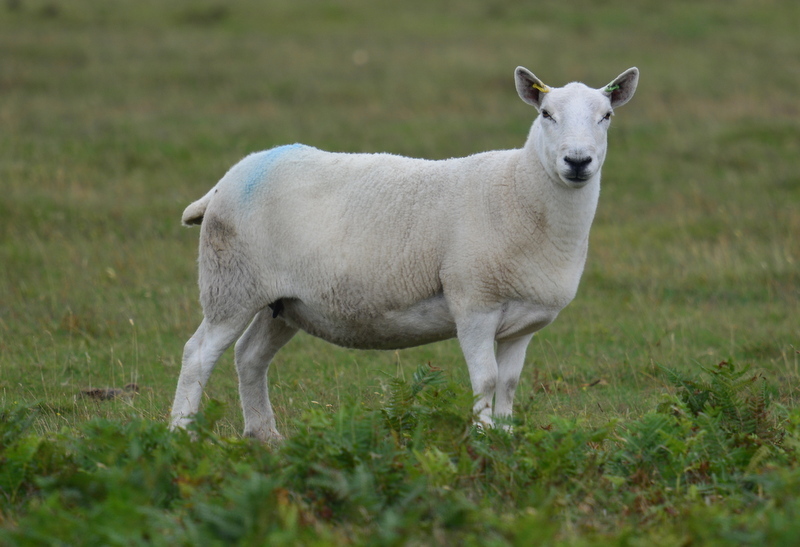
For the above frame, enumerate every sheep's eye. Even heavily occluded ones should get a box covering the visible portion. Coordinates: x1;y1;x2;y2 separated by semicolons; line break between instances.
601;111;613;122
541;109;554;121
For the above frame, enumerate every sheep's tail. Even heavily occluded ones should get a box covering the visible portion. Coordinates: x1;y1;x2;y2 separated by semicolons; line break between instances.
181;187;216;226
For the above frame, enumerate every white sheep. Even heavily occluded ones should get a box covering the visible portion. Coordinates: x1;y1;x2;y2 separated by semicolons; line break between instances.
170;66;639;440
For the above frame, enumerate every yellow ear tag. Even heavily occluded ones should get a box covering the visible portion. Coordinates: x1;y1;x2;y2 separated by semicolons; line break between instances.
532;83;550;93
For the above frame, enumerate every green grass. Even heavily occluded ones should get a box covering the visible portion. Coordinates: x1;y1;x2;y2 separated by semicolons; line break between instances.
2;363;799;545
1;0;798;542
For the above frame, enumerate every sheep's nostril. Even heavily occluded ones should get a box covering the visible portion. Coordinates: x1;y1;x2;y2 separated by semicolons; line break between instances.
564;156;592;170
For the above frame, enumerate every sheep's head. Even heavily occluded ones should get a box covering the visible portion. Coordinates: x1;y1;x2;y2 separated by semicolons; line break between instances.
515;66;638;188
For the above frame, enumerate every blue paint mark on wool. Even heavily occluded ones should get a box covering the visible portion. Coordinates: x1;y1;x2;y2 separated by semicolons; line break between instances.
240;143;306;203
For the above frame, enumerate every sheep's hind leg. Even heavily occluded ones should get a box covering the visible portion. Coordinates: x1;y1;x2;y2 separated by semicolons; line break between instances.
494;334;534;430
170;316;252;432
234;311;298;442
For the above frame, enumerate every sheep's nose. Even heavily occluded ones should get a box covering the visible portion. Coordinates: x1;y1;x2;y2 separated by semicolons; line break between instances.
564;156;592;171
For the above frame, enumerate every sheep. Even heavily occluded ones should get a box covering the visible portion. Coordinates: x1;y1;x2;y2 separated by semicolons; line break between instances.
170;66;639;441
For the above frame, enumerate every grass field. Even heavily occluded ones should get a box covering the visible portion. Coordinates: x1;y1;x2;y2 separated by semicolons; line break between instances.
1;0;799;544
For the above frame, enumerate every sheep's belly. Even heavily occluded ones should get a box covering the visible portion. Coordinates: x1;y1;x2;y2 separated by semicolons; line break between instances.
279;294;457;350
496;300;561;342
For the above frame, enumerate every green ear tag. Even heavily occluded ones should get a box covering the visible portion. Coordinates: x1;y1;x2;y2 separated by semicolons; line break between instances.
605;84;620;93
532;83;550;93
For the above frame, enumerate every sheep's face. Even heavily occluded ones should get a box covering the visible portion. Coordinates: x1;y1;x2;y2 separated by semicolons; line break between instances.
515;67;639;189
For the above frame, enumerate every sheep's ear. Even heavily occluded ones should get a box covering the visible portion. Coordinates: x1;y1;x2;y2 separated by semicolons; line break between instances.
603;67;639;108
515;67;549;110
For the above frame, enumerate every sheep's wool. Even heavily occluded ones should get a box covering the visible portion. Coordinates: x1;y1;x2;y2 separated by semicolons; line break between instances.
171;67;639;440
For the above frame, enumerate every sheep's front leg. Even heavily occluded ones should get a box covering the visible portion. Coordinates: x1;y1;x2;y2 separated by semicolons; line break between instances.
456;310;502;428
234;311;298;442
494;334;534;428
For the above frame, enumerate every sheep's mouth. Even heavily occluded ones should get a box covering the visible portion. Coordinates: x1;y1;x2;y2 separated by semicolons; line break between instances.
566;175;590;183
561;173;593;187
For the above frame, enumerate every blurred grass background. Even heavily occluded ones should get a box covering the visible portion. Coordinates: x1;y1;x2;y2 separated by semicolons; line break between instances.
0;0;797;435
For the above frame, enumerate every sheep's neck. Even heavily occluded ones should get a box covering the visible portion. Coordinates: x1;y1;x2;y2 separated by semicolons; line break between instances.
507;146;600;262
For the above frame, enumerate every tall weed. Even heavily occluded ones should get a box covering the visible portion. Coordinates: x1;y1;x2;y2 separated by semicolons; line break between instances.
2;363;798;545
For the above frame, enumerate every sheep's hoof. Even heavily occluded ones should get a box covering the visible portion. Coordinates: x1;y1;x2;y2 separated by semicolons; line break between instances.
169;416;192;432
243;428;284;444
170;420;199;442
473;411;495;428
